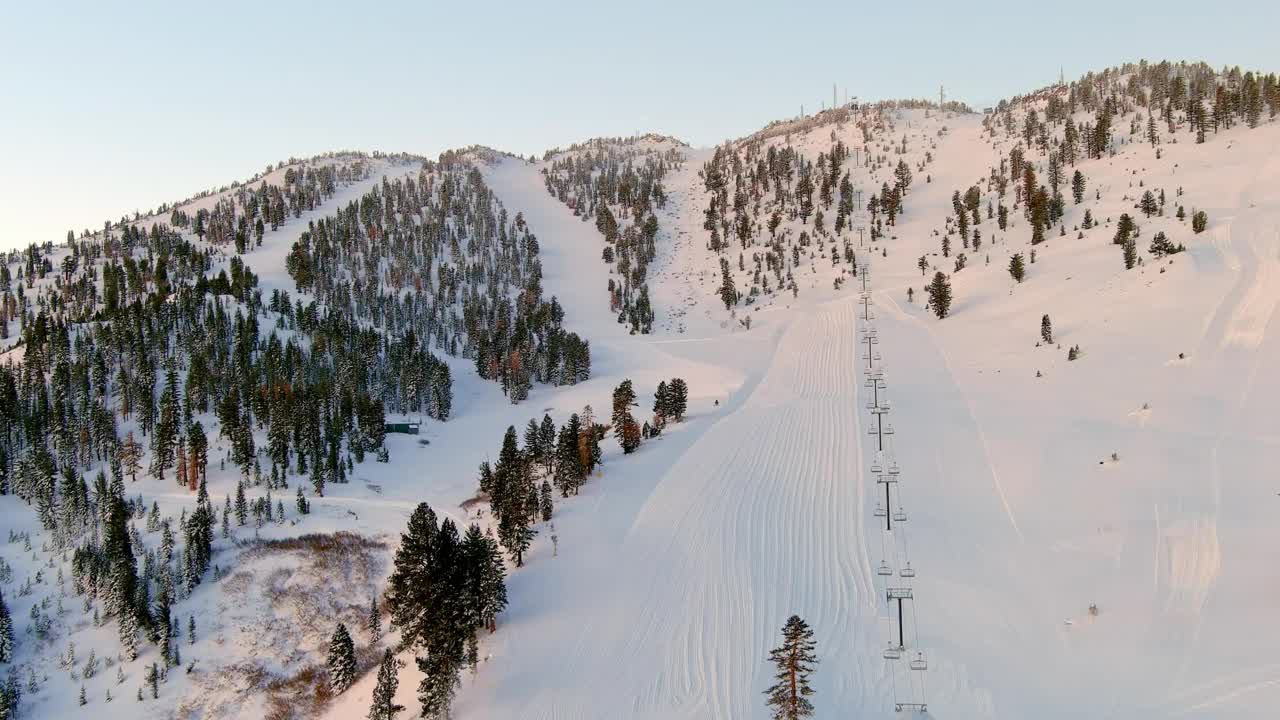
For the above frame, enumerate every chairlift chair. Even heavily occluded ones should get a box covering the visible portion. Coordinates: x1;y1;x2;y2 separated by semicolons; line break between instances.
910;652;928;671
899;563;916;578
884;424;896;435
873;503;888;518
870;460;884;473
887;461;901;475
892;508;908;522
882;644;903;660
877;560;894;576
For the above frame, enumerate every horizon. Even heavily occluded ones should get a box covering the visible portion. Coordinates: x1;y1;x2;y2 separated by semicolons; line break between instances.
2;0;1277;251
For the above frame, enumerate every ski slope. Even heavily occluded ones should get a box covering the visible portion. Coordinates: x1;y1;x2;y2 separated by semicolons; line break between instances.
443;109;1280;719
7;94;1280;720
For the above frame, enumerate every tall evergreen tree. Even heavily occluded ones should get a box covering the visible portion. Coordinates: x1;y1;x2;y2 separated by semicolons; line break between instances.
0;589;13;663
1122;236;1138;270
386;503;438;650
1008;253;1026;283
718;257;737;310
612;380;641;454
368;649;404;720
668;378;689;421
553;415;584;497
1071;170;1086;205
327;623;357;694
367;595;382;645
926;272;952;319
764;615;818;720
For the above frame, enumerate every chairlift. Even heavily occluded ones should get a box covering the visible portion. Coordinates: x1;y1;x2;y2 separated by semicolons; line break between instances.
873;503;888;518
892;508;908;522
884;424;896;435
870;460;884;473
910;652;928;671
876;560;893;576
882;644;903;660
899;563;916;578
887;461;901;475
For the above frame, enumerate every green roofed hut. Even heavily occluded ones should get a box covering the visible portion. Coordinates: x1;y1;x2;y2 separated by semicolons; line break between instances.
385;421;421;435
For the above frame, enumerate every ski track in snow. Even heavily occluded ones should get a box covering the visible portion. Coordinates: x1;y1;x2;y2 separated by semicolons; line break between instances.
471;295;890;719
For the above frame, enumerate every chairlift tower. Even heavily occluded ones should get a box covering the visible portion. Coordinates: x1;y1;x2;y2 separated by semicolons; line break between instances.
858;294;875;322
861;327;881;371
868;397;891;451
873;458;901;531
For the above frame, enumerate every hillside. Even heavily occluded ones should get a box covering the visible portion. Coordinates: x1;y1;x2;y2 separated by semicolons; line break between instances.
2;59;1280;720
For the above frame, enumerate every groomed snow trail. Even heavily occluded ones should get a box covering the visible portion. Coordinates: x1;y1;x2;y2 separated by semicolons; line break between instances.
462;292;901;719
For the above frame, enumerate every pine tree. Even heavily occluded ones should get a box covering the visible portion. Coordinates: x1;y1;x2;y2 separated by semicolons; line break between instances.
187;421;208;483
926;272;952;319
235;480;247;525
1041;315;1053;344
1008;253;1026;283
1122;236;1137;270
478;528;508;632
327;623;357;694
718;257;737;310
1114;213;1136;245
149;367;179;480
120;431;142;482
653;381;669;425
497;497;534;567
0;589;13;663
1192;210;1208;234
523;419;542;468
386;503;438;650
668;378;689;421
1140;190;1158;218
367;595;382;644
415;519;469;718
612;380;641;454
1071;171;1086;205
537;415;556;474
539;480;553;522
368;649;403;720
416;648;461;720
104;493;142;656
553;414;584;497
764;615;818;720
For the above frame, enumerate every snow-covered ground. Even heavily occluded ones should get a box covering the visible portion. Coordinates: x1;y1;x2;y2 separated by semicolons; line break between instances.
439;109;1280;719
6;94;1280;720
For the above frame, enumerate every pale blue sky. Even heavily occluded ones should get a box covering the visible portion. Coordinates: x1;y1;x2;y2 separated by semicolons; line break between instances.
1;0;1275;250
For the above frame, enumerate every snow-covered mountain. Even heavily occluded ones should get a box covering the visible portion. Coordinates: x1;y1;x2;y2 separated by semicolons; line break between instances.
2;59;1279;720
